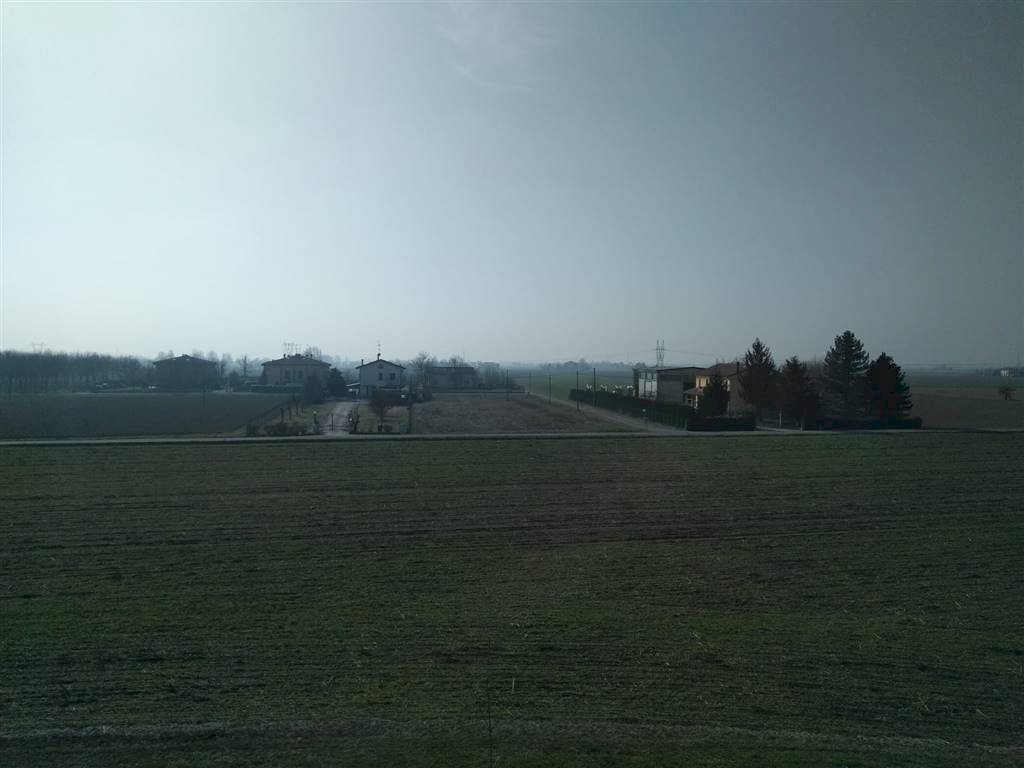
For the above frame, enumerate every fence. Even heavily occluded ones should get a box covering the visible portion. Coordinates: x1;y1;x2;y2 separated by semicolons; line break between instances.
569;389;694;428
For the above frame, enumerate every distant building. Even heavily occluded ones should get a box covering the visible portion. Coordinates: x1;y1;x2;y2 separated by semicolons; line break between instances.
426;365;479;390
632;365;703;405
153;354;219;391
633;361;747;412
356;354;405;398
689;362;745;413
261;354;331;386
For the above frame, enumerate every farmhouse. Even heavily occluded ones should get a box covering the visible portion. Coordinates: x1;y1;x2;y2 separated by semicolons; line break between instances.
357;354;405;398
261;354;331;386
153;354;219;391
426;365;479;390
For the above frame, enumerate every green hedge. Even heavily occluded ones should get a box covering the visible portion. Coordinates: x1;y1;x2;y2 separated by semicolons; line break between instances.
813;416;923;430
569;389;693;428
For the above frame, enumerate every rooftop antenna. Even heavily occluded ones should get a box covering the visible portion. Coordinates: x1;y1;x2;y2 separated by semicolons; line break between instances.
377;340;381;360
654;339;665;367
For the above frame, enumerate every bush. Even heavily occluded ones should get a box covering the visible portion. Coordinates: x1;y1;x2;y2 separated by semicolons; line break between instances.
263;422;288;436
811;416;922;430
569;389;693;428
687;415;756;431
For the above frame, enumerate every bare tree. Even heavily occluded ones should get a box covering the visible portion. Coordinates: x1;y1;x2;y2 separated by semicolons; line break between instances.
369;389;395;432
410;352;437;390
239;355;251;379
219;353;232;382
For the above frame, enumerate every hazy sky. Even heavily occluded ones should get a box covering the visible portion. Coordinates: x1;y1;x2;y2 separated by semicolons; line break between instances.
2;1;1021;365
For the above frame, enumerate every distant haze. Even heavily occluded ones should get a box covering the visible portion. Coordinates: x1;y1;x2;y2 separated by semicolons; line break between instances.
2;2;1021;366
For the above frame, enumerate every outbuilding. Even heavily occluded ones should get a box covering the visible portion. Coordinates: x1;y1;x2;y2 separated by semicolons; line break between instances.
153;354;219;391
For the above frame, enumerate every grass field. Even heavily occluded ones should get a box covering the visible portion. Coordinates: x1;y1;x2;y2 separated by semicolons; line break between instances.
913;388;1023;430
413;394;627;433
2;434;1022;766
514;370;635;401
0;393;291;439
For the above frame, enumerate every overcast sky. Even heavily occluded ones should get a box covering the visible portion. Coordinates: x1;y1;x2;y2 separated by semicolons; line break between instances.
2;1;1021;366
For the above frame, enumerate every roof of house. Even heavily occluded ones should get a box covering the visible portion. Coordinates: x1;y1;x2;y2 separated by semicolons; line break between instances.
262;355;330;367
635;365;704;374
356;356;405;370
153;354;216;366
698;362;744;378
657;366;704;375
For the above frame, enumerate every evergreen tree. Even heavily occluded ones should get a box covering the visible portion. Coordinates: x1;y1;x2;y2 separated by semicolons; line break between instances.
823;330;870;419
864;353;912;420
303;372;325;405
738;337;776;418
778;356;820;429
699;371;731;417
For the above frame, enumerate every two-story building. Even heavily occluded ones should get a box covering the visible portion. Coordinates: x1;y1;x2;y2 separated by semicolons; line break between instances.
632;365;703;405
357;354;405;398
261;354;331;387
687;361;745;412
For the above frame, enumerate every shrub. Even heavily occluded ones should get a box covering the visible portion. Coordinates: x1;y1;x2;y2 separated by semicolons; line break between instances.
687;415;756;431
263;422;288;436
570;389;693;428
811;416;922;430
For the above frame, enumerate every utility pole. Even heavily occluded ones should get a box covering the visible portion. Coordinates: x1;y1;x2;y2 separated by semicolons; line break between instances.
548;375;552;404
528;372;531;395
408;392;414;434
593;368;597;407
576;370;580;411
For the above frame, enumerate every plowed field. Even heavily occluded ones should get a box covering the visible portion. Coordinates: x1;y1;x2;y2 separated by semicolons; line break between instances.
2;434;1022;766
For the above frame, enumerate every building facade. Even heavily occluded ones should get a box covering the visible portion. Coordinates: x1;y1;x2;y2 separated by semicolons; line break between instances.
632;366;703;405
357;354;405;398
153;354;219;391
261;355;331;386
690;362;745;413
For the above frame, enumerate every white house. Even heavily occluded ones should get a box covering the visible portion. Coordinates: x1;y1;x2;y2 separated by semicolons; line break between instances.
356;354;405;398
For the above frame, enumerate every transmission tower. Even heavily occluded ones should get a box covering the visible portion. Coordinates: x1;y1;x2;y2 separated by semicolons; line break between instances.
654;339;665;367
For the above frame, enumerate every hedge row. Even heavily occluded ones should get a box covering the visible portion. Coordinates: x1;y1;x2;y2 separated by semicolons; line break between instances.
812;416;923;430
687;415;757;431
569;389;702;429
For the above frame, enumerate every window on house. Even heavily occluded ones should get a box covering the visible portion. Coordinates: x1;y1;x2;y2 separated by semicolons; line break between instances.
389;373;396;381
285;370;291;381
378;373;383;381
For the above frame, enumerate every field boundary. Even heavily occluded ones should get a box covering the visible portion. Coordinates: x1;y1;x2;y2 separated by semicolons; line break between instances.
1;426;1021;448
2;717;1018;760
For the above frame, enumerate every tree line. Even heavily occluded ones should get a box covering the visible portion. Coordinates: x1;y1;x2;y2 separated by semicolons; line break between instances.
699;331;913;427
